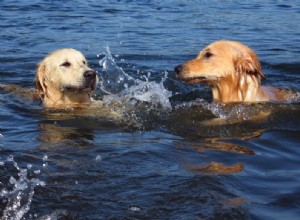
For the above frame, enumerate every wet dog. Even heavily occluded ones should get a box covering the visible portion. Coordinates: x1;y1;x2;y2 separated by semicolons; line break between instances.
0;48;126;122
34;48;98;108
175;40;294;103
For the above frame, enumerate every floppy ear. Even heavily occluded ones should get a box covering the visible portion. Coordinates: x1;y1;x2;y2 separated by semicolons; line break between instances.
234;52;265;82
33;61;46;100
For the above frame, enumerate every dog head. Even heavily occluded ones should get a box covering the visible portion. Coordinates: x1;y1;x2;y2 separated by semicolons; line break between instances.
34;48;98;107
175;40;265;102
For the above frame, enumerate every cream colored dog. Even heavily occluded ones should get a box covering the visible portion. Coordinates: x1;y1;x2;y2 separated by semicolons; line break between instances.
34;48;98;108
175;40;294;103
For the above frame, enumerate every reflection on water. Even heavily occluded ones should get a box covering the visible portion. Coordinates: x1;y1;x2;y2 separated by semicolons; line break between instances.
185;139;257;155
38;123;95;144
187;162;244;174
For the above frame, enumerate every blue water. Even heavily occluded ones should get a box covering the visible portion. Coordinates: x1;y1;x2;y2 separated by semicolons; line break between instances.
1;1;300;219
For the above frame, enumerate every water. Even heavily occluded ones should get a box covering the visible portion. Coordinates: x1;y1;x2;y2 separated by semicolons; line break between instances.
0;156;45;220
99;46;172;110
1;1;300;219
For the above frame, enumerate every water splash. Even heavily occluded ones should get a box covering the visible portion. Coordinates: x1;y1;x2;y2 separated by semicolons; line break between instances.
98;46;135;95
208;101;255;120
285;91;300;103
98;47;172;111
0;155;46;220
97;47;286;123
174;98;210;110
174;98;266;121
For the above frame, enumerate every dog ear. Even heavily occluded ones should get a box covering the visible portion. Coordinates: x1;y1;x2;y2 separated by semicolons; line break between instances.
33;61;46;100
235;53;265;82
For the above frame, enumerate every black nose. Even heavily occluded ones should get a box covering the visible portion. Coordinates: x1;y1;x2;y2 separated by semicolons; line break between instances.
174;65;182;74
84;70;96;79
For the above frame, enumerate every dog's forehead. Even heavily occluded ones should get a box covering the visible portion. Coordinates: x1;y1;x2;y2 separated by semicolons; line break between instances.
198;41;250;57
198;44;229;57
211;41;250;55
208;42;231;52
48;49;86;62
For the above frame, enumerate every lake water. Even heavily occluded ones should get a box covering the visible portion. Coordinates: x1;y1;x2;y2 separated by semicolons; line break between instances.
1;1;300;219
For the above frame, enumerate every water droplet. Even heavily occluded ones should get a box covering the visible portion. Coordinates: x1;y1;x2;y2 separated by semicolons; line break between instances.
0;188;8;196
7;155;14;161
34;170;41;174
9;176;17;184
39;181;46;187
129;206;141;212
43;155;48;162
95;155;102;161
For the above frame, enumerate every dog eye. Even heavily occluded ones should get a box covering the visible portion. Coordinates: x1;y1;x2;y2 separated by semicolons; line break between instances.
204;51;213;59
61;61;71;67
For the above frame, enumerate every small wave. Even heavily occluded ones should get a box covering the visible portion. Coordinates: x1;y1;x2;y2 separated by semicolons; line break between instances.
0;155;45;220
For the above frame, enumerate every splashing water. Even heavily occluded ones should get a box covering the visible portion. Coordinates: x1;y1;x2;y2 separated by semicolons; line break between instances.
174;98;268;121
97;47;293;122
98;47;172;111
286;91;300;103
0;155;45;220
98;46;135;95
209;101;256;120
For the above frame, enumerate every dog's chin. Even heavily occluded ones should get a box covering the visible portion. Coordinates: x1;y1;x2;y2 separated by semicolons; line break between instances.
62;80;97;93
62;84;95;93
178;76;208;84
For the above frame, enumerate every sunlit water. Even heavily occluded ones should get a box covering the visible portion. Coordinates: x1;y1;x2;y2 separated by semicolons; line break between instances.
1;1;300;219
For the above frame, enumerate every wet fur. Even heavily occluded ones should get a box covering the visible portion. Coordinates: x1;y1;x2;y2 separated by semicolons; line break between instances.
34;48;98;108
0;49;126;121
175;40;294;103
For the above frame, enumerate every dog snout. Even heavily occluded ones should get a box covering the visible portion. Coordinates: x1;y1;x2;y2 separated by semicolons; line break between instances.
174;65;182;75
84;70;97;90
84;70;96;79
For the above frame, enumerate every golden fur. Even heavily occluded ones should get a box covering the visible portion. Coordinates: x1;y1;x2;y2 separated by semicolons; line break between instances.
34;48;98;108
175;40;292;102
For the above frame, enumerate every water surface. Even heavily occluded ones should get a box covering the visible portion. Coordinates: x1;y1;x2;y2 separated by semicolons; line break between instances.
1;1;300;219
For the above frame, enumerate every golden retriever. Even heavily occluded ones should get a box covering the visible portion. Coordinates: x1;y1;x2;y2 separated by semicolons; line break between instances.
34;48;98;108
0;48;123;121
175;40;294;103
